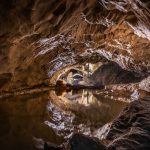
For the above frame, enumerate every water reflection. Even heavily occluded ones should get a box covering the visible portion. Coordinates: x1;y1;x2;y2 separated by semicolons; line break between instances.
0;89;127;150
0;92;63;150
57;89;127;125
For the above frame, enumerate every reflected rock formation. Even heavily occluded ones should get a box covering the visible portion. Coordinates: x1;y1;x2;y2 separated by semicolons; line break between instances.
0;0;150;150
69;96;150;150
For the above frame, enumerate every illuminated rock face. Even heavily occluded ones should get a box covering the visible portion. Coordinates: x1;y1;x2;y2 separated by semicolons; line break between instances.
90;62;143;85
107;96;150;150
0;0;150;90
0;1;150;149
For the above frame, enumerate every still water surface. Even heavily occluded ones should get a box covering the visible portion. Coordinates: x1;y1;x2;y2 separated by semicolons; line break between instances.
0;89;127;150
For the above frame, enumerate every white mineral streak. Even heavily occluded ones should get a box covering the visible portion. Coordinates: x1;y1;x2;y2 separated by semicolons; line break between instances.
128;22;150;40
139;76;150;92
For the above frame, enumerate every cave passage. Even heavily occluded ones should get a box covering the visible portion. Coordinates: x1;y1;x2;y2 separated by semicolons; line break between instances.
0;59;148;150
0;0;150;149
0;62;140;150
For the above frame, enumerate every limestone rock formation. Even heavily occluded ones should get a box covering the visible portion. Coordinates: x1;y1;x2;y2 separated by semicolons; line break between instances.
139;76;150;92
90;62;143;85
107;96;150;150
0;0;150;150
0;0;150;90
69;134;106;150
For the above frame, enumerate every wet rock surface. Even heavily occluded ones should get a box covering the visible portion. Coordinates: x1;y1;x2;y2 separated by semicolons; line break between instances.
107;96;150;150
139;76;150;92
68;96;150;150
90;62;143;85
0;73;12;88
69;134;106;150
0;0;150;90
0;0;150;150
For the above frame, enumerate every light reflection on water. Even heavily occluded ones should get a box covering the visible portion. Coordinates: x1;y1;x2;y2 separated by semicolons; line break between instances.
0;89;127;150
57;89;127;124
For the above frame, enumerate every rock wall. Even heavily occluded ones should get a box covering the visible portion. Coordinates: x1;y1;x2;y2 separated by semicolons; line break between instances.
0;1;150;149
90;62;143;85
0;0;150;90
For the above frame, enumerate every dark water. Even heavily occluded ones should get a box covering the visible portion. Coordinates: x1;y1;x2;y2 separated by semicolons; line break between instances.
0;90;127;150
